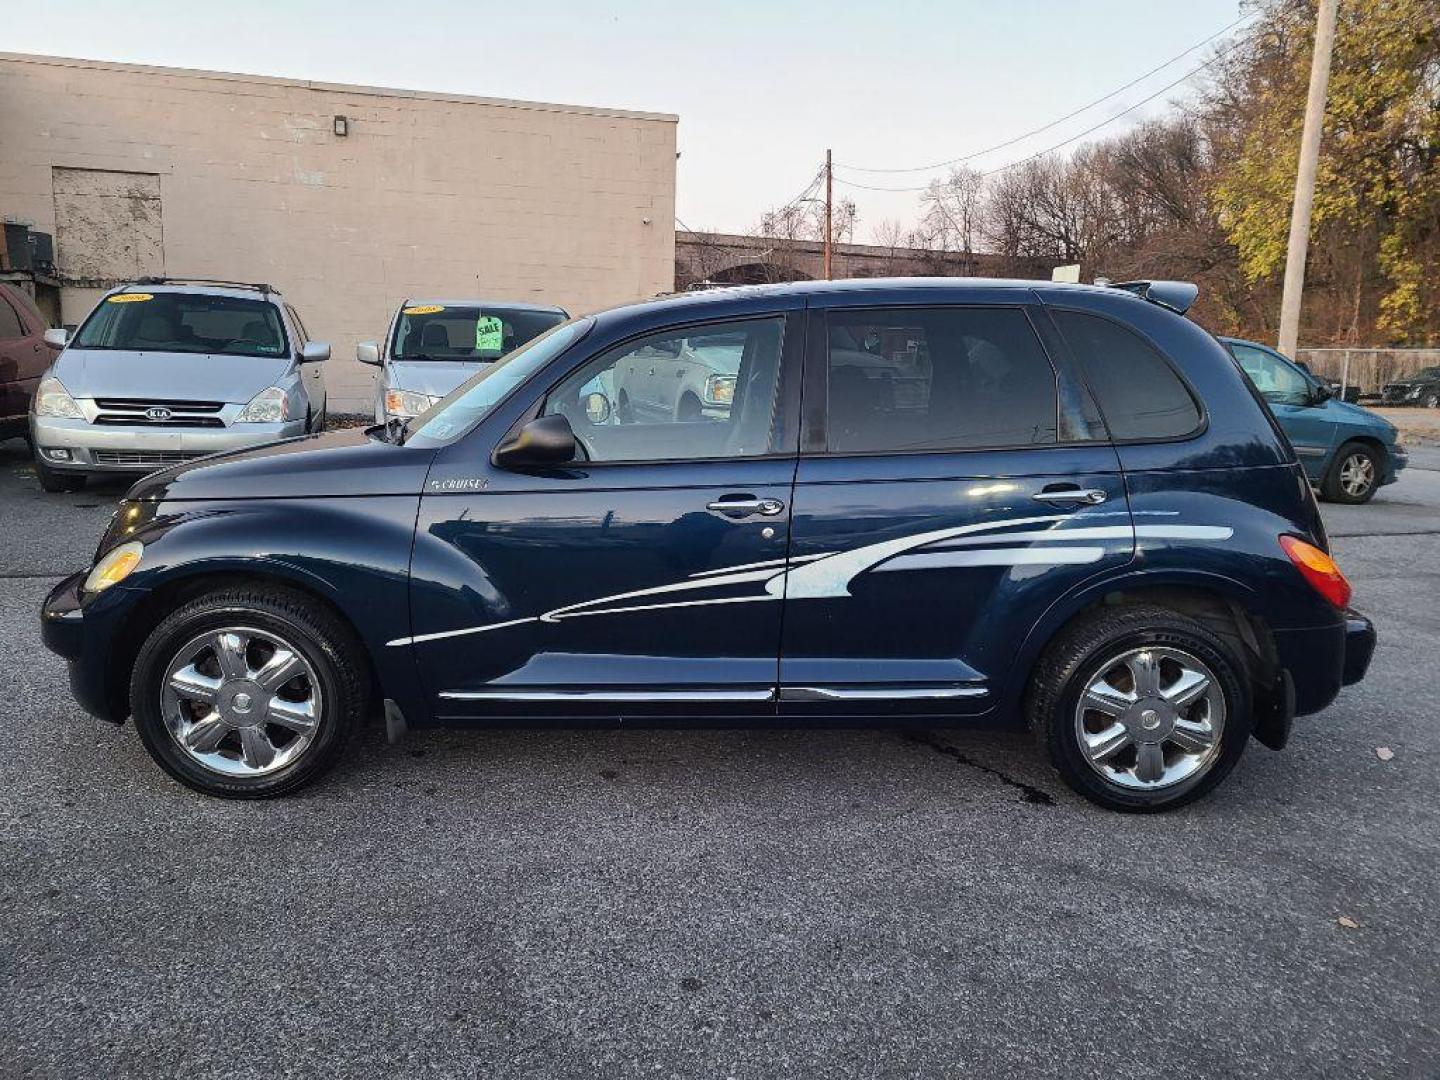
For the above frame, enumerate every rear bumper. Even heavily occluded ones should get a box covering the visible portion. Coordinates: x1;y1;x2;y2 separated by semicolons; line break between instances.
1341;611;1376;686
1271;609;1376;717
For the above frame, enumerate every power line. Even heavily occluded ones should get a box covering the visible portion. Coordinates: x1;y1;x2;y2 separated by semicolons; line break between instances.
767;165;826;220
831;38;1247;195
834;13;1251;178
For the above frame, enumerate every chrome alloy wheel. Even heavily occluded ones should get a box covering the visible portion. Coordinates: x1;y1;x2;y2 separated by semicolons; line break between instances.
1338;451;1376;498
1073;646;1225;791
160;627;323;777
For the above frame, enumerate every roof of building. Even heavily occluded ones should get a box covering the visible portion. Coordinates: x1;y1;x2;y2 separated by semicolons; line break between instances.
0;51;678;124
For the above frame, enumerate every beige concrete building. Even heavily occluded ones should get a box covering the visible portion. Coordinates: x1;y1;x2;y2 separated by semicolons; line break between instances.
0;52;678;410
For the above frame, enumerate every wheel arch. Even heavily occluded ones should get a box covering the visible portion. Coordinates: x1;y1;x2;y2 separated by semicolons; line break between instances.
105;563;386;725
1000;569;1278;721
1333;432;1387;458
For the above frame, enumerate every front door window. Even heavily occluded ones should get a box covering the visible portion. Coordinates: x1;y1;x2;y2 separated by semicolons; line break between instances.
543;317;785;462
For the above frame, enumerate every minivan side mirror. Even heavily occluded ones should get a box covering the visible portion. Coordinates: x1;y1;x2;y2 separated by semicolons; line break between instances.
43;328;69;349
356;341;381;366
301;341;331;363
1310;382;1333;405
493;413;577;469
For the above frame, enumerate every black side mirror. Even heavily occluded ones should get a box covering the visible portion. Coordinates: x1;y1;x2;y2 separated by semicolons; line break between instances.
1311;383;1334;405
493;413;577;469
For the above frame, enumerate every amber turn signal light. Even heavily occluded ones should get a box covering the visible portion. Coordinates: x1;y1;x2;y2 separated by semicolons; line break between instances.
1280;535;1352;609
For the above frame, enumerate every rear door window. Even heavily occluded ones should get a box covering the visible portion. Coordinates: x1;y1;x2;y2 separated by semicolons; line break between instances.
823;306;1058;454
1053;311;1202;440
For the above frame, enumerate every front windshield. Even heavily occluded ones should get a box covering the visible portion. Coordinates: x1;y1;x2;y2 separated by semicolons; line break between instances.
1416;366;1440;380
73;292;288;357
391;304;566;362
405;318;591;445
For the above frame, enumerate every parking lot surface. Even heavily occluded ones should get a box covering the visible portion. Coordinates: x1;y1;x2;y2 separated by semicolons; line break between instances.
2;436;1438;1079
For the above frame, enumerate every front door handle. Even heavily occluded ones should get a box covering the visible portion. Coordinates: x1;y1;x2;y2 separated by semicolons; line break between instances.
1032;486;1108;505
706;495;785;518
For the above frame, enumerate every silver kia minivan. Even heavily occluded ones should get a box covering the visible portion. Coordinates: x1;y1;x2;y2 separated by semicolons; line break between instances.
30;279;329;492
357;298;567;425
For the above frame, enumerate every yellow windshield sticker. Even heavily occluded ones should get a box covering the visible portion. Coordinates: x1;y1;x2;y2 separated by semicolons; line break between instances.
475;315;504;353
107;293;154;304
403;304;444;316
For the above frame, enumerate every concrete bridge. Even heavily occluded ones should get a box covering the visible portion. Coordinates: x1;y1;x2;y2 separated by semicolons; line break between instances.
675;231;1055;288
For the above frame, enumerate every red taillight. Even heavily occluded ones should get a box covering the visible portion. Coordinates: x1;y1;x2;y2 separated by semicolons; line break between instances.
1280;535;1352;609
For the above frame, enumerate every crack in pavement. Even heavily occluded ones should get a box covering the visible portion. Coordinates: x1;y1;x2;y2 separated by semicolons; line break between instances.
901;731;1056;805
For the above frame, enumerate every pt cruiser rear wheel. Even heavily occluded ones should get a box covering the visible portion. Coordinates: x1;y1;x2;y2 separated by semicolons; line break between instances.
130;586;367;798
1027;605;1253;812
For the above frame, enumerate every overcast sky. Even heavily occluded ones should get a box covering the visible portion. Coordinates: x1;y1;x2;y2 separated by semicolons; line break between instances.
10;0;1244;241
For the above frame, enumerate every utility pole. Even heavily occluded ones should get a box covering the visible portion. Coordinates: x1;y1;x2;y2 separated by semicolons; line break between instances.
824;149;833;280
1277;0;1340;360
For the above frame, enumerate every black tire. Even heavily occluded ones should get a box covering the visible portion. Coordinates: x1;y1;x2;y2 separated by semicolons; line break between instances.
34;457;86;493
1026;604;1254;813
129;585;369;798
1321;441;1381;504
1423;392;1439;409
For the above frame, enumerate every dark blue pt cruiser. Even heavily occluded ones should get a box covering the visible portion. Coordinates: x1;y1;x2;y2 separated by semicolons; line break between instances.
41;279;1376;811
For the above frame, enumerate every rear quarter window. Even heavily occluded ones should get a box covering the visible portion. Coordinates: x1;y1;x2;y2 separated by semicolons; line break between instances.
1053;310;1202;441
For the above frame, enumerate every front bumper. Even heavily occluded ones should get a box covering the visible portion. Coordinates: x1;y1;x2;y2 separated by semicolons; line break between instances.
41;571;127;722
1376;444;1409;488
30;414;306;473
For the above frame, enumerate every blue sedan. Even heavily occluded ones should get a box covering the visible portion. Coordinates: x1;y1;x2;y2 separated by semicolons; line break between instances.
1221;337;1407;504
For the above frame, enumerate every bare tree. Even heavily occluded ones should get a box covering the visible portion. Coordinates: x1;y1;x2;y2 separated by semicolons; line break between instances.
918;166;987;267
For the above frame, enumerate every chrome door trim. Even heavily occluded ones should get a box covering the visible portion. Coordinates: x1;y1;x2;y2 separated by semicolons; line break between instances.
778;686;987;702
438;688;777;703
705;497;786;518
1031;488;1108;505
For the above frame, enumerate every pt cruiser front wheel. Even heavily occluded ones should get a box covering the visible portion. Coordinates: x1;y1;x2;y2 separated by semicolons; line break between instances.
1027;605;1253;812
130;586;368;798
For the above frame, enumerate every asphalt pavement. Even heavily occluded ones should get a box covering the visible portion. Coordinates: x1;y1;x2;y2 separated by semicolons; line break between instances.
2;437;1437;1079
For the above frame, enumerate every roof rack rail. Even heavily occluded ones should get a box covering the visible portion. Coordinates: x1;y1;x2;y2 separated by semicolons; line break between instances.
1109;280;1198;316
129;276;276;294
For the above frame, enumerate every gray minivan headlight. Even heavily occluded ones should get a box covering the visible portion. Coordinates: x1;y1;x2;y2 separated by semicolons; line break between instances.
34;376;83;419
236;386;289;423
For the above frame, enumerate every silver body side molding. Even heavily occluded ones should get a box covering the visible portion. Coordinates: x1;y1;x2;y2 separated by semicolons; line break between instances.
437;688;777;703
778;686;987;702
437;686;989;704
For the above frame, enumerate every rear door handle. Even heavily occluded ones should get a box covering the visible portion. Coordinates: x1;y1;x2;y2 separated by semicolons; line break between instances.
706;495;785;518
1032;486;1108;505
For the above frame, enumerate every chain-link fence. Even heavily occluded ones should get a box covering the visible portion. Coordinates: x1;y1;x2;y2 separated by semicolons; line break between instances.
1297;348;1440;397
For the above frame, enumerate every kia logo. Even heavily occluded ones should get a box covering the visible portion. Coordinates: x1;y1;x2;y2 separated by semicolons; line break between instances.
146;407;172;421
